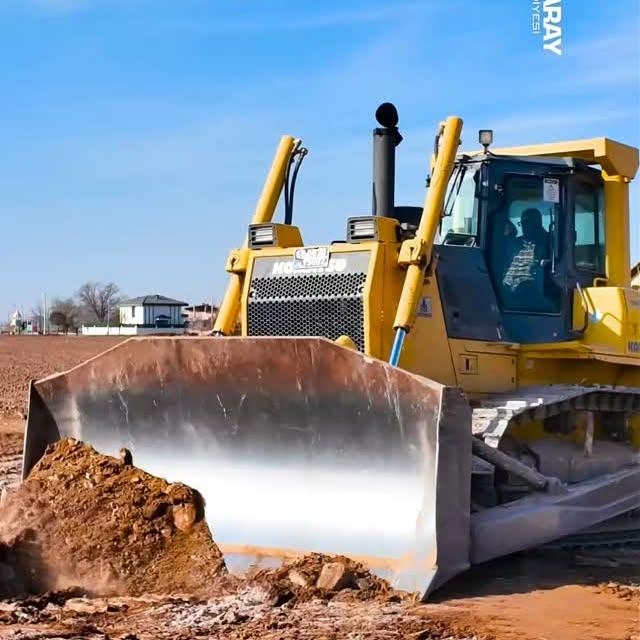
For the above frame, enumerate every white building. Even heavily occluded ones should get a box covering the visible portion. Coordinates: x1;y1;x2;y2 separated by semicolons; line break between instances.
9;310;23;335
119;294;187;327
82;294;187;336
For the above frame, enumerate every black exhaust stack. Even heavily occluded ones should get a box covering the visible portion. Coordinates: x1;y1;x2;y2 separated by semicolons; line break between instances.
372;102;403;217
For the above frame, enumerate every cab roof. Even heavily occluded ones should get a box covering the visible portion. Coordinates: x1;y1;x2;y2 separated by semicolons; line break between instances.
464;138;638;180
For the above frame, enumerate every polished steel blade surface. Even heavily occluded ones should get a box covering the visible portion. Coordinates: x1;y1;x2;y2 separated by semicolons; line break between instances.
24;336;472;597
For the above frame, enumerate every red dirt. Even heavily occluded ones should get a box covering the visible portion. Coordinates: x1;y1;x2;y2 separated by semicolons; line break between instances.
0;443;635;640
428;550;640;639
420;585;637;640
0;432;22;495
0;337;638;639
0;440;478;640
0;590;484;640
247;552;406;605
0;335;124;426
0;439;226;598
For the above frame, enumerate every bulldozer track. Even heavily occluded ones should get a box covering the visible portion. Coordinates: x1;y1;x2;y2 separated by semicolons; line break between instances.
471;384;640;447
548;528;640;550
543;513;640;550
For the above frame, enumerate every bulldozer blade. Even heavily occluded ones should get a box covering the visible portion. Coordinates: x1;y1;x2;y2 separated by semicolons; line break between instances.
23;336;472;598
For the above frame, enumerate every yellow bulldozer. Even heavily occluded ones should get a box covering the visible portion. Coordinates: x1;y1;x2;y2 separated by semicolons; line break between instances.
23;104;640;598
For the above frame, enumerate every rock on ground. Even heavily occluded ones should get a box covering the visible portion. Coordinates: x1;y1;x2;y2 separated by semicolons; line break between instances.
248;552;406;606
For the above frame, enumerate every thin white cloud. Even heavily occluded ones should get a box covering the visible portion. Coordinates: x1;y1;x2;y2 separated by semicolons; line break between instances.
551;27;639;90
566;66;639;91
569;31;639;59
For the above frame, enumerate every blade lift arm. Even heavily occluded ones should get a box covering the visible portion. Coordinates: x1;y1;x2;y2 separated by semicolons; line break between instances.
389;116;463;365
213;135;300;336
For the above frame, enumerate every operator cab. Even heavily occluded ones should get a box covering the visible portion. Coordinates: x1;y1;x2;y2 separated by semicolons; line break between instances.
435;151;605;343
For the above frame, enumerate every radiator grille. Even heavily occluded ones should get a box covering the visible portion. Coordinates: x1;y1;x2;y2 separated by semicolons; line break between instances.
247;271;367;351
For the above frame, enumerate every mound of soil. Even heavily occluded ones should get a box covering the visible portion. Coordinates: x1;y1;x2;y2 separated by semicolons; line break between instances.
249;552;407;605
0;439;226;598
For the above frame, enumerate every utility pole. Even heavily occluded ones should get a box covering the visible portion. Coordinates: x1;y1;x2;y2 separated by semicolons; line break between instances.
43;293;47;335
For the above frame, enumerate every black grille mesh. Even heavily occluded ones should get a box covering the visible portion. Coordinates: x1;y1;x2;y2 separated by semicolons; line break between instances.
248;272;366;351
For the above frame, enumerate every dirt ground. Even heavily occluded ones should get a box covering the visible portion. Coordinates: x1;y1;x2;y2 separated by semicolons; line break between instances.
0;335;124;430
0;336;637;639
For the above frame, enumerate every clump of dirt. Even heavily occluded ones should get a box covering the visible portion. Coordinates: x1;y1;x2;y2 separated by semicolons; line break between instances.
248;552;408;606
0;432;23;494
599;581;640;601
0;438;227;598
0;587;90;625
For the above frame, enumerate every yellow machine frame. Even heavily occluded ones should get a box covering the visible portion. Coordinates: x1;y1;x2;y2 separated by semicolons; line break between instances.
215;127;640;447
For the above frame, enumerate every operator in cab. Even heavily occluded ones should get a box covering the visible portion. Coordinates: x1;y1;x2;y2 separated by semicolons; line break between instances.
501;208;551;310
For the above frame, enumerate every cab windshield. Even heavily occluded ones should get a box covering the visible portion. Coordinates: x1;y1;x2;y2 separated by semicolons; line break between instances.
437;164;480;244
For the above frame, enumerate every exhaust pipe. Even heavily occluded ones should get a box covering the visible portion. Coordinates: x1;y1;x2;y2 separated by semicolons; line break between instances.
372;102;403;218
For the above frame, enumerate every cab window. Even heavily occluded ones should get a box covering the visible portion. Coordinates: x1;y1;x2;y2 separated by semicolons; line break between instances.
438;165;480;244
575;182;605;274
489;175;560;313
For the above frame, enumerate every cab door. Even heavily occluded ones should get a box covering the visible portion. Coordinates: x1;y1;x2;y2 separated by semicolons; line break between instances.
484;160;571;343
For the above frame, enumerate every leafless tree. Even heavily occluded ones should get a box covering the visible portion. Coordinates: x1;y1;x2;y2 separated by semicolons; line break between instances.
49;298;80;333
77;282;122;323
30;301;44;331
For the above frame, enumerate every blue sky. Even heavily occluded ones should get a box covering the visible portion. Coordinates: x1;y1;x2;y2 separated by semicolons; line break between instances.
1;0;639;320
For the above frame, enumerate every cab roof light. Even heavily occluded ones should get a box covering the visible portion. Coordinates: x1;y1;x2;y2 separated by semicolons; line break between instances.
479;129;493;153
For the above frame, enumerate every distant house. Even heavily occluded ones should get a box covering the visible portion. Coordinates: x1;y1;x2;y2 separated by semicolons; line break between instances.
183;302;217;321
119;294;187;328
82;294;187;336
182;302;219;335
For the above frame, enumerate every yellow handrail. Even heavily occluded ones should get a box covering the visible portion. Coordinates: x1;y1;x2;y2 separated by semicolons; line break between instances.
389;116;463;364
